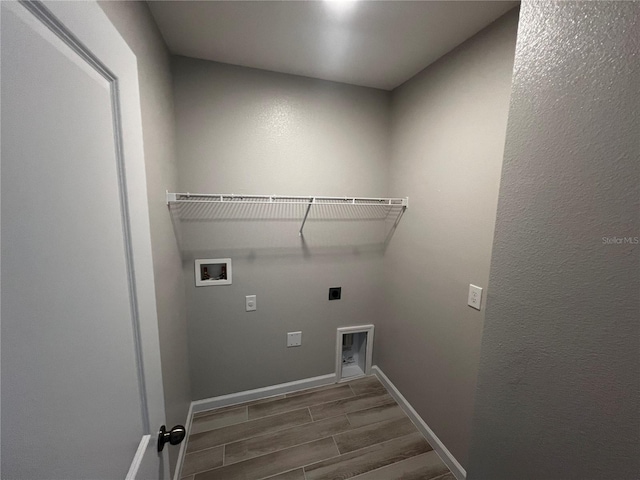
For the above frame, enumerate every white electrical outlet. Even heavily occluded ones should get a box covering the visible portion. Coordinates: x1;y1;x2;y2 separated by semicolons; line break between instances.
468;284;483;310
245;295;256;312
287;331;302;347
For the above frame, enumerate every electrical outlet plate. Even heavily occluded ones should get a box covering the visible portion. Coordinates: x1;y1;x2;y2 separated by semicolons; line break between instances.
468;284;482;310
287;331;302;347
246;295;256;312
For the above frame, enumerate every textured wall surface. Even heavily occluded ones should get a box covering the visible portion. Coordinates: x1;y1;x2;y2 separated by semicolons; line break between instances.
376;10;519;470
172;58;391;399
98;2;192;473
468;2;639;479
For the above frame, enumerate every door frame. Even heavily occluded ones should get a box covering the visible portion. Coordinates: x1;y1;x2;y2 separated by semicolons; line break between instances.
4;1;168;476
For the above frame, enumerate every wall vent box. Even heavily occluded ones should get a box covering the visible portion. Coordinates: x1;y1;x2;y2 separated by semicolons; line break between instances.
195;258;232;286
336;325;374;382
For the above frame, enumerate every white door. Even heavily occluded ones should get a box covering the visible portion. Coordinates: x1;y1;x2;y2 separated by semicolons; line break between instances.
1;1;168;478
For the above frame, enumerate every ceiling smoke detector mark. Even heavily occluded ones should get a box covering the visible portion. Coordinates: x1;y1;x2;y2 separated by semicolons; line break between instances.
329;287;342;300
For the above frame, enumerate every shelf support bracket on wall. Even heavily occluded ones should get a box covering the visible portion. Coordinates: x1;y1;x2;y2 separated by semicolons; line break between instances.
166;190;178;205
299;197;314;236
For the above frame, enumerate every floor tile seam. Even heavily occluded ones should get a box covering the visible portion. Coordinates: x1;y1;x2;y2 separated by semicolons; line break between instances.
333;414;417;442
223;433;343;466
347;451;446;480
278;388;354;407
195;399;277;418
184;444;224;459
344;399;400;420
215;412;351;455
186;416;315;455
193;378;380;418
248;386;389;422
188;380;391;477
399;413;436;448
430;472;455;480
254;467;306;480
191;405;249;423
300;447;343;474
320;430;430;463
310;397;398;421
218;407;412;460
331;434;344;456
191;412;249;435
248;392;358;420
181;444;225;478
309;393;395;412
285;383;350;398
202;434;344;473
347;384;357;397
189;406;314;441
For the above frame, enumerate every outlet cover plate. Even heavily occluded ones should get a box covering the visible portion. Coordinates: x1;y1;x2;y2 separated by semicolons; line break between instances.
468;284;482;310
287;331;302;347
246;295;256;312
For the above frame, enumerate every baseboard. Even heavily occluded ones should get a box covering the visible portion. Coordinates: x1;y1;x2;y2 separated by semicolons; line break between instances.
372;365;467;480
172;402;194;480
174;370;464;480
173;372;336;479
190;373;336;415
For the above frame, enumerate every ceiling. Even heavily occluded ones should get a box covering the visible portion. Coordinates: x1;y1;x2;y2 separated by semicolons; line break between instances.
149;1;517;91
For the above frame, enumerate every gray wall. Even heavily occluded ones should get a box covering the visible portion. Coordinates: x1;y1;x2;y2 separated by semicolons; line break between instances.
377;10;519;469
98;2;192;472
172;57;391;400
468;2;639;479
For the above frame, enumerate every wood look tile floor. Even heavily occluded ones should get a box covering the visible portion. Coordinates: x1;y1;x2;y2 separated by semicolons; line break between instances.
180;376;453;480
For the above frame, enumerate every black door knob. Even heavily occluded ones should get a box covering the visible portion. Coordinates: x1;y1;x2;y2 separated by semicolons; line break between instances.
157;424;186;452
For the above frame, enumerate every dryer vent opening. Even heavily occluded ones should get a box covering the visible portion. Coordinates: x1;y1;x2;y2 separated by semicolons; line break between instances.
336;325;374;381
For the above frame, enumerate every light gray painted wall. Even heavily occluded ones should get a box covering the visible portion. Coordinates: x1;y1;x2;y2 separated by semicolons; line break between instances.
468;2;640;479
172;57;391;399
378;10;519;468
98;2;192;472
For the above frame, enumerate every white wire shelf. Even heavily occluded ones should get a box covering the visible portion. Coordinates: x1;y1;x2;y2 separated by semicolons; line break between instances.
166;192;408;236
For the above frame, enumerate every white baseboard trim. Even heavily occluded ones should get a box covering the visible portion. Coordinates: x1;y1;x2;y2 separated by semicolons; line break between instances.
126;434;150;480
190;373;336;415
174;373;336;479
172;402;194;480
372;365;467;480
174;370;464;480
